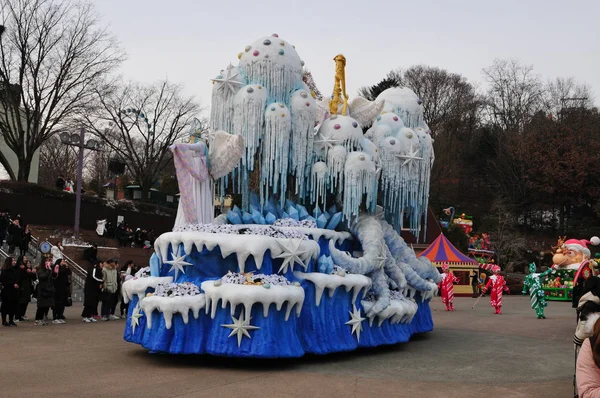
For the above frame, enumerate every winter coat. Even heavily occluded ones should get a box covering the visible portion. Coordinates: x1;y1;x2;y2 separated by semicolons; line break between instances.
20;231;31;252
577;338;600;397
575;292;600;346
36;268;55;308
53;265;71;305
17;266;36;304
8;224;22;245
84;265;103;307
0;267;19;302
51;246;63;263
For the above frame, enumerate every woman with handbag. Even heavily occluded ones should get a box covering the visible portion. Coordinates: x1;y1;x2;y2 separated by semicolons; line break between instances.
35;258;55;326
0;256;19;326
52;259;71;324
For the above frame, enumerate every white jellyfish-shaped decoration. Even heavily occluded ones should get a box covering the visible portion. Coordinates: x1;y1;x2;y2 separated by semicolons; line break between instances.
343;151;378;221
262;103;292;203
311;161;328;210
377;87;424;129
290;88;317;198
233;84;268;168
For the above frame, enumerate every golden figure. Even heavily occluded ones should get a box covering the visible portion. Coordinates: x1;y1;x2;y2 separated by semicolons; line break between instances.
330;54;349;116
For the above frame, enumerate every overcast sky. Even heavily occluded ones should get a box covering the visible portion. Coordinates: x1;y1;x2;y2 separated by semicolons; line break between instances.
1;0;599;179
93;0;600;109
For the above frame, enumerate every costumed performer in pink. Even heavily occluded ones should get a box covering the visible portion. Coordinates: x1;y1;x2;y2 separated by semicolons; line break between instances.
170;130;244;229
438;263;458;311
482;265;509;314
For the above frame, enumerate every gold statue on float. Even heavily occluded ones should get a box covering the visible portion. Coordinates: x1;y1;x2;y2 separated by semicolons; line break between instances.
329;54;349;116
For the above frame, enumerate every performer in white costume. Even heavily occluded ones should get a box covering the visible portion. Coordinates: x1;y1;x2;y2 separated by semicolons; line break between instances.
171;131;244;229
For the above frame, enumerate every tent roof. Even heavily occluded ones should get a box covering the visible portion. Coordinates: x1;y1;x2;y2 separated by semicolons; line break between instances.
418;233;477;264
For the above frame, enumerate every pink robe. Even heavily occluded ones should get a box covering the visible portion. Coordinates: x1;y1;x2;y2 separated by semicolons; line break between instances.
485;275;509;307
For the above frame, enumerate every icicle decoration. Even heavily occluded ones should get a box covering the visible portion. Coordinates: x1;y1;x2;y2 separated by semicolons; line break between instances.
342;152;377;221
377;87;424;129
310;161;328;211
209;65;246;133
414;126;434;241
261;103;292;207
290;89;317;198
233;84;267;169
327;145;346;191
238;37;304;104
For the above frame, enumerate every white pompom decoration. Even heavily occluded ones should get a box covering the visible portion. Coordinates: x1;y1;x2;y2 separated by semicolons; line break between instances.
591;236;600;246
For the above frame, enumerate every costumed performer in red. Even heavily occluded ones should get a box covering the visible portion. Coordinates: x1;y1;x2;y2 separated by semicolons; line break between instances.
482;265;509;314
438;263;458;311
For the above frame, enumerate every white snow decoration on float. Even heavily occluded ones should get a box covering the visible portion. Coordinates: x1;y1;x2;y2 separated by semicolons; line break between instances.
319;115;363;152
233;84;268;169
310;161;328;210
294;271;371;306
361;298;418;326
327;145;347;190
414;125;435;238
141;294;206;329
261;103;292;206
377;87;424;128
122;276;174;304
201;280;305;321
347;97;385;127
210;64;246;134
154;232;319;273
342;152;378;220
290;89;317;198
238;36;304;104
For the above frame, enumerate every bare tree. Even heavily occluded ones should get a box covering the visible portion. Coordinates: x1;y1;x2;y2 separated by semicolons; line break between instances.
482;59;544;132
543;77;595;118
485;199;528;269
82;80;200;197
38;136;78;188
0;0;123;181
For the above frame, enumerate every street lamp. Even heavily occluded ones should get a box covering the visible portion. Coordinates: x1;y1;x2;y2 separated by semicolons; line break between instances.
59;127;103;237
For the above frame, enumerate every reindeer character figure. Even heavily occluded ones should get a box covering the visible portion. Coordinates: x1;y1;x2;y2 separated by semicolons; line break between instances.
329;54;349;116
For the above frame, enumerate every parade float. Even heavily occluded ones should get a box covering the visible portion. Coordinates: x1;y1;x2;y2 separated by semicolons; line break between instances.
418;233;478;296
541;237;599;302
121;34;441;358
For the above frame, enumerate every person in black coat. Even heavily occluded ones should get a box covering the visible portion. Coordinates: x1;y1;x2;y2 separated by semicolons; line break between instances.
7;219;22;255
16;259;36;321
19;224;31;255
83;244;98;266
35;258;55;325
0;211;9;244
81;260;104;322
51;259;71;324
0;256;19;326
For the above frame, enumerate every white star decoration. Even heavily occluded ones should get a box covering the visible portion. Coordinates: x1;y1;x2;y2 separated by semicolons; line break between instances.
314;130;343;151
165;249;192;280
222;313;260;347
396;143;422;174
130;304;143;334
210;64;244;95
346;305;366;342
275;239;309;274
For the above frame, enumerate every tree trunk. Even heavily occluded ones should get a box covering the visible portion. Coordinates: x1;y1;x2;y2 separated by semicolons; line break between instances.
17;156;31;182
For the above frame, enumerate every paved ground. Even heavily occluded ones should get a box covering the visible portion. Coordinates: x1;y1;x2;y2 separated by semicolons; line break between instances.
0;296;575;398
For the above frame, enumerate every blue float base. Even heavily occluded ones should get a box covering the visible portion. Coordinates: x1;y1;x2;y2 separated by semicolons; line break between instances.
123;237;435;358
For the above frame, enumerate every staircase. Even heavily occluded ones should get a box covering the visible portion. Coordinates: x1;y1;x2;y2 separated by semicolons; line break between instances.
28;237;87;302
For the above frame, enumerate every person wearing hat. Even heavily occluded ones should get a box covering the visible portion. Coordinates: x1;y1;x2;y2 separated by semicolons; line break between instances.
438;263;458;311
482;265;509;314
551;236;600;308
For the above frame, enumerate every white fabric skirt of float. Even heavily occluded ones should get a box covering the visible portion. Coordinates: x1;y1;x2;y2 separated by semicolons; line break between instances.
174;153;215;228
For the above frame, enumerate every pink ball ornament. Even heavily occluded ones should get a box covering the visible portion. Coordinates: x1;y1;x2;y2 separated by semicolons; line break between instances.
393;116;399;121
253;50;260;56
334;124;341;130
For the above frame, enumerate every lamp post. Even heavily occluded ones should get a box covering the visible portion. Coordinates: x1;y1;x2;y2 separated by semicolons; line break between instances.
59;127;102;237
